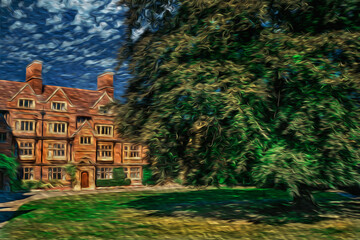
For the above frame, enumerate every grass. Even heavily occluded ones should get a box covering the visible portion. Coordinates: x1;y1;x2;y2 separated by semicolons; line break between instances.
0;187;359;239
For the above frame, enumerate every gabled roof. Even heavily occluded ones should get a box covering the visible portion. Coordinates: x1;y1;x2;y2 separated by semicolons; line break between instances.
44;88;75;107
9;83;38;102
91;91;114;109
71;120;97;138
0;79;109;110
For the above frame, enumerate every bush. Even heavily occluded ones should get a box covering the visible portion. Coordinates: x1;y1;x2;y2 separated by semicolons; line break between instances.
21;180;64;190
96;167;131;187
0;154;19;190
142;166;156;186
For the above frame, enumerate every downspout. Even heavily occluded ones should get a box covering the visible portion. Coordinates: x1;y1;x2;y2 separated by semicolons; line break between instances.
40;110;45;181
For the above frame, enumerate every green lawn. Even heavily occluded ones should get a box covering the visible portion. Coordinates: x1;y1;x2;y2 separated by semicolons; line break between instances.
1;188;359;239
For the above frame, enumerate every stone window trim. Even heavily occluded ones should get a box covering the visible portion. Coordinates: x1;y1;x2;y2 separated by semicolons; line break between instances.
97;167;113;179
97;143;113;160
123;144;141;159
123;167;141;179
22;167;34;180
80;136;92;145
48;167;65;180
18;98;35;109
48;122;67;134
0;132;6;142
18;140;35;158
51;101;67;111
15;119;35;132
47;141;66;160
95;124;113;137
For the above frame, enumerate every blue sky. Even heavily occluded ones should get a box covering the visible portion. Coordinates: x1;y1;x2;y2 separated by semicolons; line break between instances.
0;0;131;99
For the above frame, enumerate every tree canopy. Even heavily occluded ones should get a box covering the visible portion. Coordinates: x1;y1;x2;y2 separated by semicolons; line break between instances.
114;0;360;204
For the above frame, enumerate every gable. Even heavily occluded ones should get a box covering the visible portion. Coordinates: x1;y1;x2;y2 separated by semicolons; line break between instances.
45;88;74;107
71;121;96;138
91;92;113;109
9;84;37;102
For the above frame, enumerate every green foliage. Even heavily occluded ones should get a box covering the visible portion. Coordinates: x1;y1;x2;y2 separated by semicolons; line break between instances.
21;180;63;190
64;164;77;187
114;0;360;203
0;153;19;187
142;165;157;185
95;168;131;187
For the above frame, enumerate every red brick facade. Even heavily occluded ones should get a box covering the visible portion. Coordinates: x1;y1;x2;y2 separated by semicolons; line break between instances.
0;60;147;190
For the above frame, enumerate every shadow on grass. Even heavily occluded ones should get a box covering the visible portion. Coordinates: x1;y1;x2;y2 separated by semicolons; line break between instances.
0;209;34;224
124;188;360;225
0;192;32;204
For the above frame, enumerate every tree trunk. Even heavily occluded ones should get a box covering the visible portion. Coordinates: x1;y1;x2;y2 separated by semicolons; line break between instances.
292;188;319;211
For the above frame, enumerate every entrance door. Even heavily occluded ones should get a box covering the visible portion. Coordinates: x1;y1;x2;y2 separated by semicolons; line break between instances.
81;171;89;188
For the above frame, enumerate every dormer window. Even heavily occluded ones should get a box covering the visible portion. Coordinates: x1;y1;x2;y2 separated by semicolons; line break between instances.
18;99;35;108
76;116;91;128
98;105;108;114
52;101;66;111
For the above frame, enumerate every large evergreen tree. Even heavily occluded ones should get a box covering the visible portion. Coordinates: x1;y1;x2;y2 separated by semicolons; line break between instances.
113;0;360;205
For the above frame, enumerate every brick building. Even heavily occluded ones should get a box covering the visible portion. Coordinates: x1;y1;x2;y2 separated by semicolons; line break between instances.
0;60;147;190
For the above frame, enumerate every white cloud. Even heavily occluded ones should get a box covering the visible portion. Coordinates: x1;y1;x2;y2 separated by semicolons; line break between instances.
74;26;83;32
46;14;62;25
0;0;12;7
32;34;43;39
9;22;37;33
13;10;27;19
37;0;65;13
114;20;124;28
85;59;100;65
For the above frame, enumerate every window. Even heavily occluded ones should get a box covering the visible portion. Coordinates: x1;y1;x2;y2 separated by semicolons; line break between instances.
130;167;140;179
48;167;64;180
18;99;35;108
95;125;113;136
19;141;34;156
98;106;108;114
22;167;34;180
123;167;140;179
124;144;141;159
48;143;66;159
0;132;6;142
51;101;66;111
97;168;113;179
15;120;35;132
48;122;67;134
97;144;113;160
80;136;92;145
76;116;91;128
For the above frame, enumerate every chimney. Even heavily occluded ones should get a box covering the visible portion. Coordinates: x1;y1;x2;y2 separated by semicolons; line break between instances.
26;60;43;95
97;72;114;98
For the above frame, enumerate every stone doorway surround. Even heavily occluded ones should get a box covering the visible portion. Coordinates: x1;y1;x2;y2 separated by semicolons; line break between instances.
73;159;96;190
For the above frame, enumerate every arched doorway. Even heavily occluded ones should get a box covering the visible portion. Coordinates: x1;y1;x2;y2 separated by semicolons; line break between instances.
81;171;89;188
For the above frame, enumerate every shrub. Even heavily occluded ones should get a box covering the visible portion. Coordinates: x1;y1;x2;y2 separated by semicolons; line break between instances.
142;165;156;186
0;154;19;191
21;180;63;190
64;164;77;187
96;167;131;187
